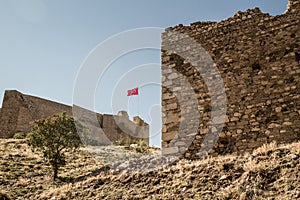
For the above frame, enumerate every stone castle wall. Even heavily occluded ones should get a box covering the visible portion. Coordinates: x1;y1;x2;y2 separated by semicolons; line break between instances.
0;90;149;145
161;0;300;158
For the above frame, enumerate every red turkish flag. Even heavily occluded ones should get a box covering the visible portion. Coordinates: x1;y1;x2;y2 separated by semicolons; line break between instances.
127;87;139;96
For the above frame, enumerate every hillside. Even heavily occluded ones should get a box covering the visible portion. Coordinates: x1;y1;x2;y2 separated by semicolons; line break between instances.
0;139;299;199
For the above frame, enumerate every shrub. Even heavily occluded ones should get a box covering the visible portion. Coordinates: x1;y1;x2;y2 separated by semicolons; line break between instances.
13;132;26;139
129;139;151;154
27;112;84;180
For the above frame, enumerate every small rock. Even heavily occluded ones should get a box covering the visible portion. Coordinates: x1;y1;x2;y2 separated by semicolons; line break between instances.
129;144;138;149
295;190;300;198
219;175;227;180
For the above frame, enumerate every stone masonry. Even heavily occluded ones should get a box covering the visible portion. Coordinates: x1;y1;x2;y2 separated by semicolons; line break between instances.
162;0;300;158
0;90;149;145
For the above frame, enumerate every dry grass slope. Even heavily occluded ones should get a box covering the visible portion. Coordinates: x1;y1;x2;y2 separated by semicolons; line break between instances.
0;139;299;200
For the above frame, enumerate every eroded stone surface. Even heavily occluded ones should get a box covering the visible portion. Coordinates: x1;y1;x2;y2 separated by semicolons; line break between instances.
162;0;300;158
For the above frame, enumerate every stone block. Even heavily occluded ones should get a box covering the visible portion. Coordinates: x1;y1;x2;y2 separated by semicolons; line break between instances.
162;131;178;142
166;114;179;124
162;147;179;155
166;103;178;110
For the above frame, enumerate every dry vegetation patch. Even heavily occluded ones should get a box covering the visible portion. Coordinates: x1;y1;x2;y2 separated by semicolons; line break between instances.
1;139;299;199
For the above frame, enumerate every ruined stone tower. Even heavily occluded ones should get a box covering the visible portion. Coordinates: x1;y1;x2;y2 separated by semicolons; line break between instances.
161;0;300;158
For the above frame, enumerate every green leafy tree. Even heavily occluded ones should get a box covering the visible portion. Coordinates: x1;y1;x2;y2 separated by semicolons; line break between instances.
27;112;83;180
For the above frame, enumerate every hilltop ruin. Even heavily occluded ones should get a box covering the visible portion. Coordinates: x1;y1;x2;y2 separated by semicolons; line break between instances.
0;90;149;145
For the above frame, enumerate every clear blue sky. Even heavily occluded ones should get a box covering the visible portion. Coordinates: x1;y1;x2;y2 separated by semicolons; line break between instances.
0;0;288;146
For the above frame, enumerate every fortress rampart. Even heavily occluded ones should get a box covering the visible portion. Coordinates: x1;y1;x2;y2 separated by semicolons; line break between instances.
161;0;300;158
0;90;149;145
